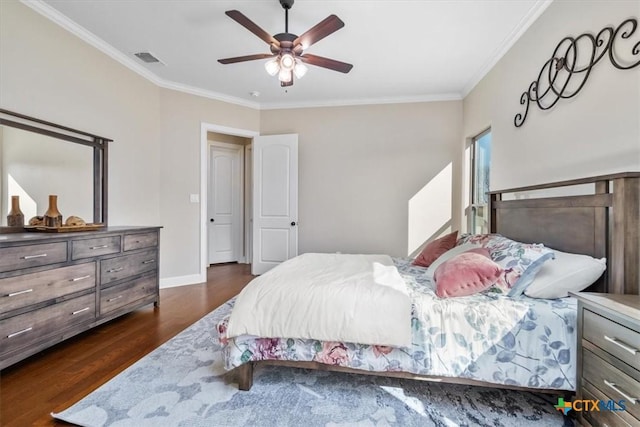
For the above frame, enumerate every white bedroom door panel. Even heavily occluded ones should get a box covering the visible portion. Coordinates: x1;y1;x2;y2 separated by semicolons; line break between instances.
208;145;241;264
252;134;298;275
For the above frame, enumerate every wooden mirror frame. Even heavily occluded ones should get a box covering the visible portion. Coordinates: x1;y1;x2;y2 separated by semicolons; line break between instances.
0;109;110;232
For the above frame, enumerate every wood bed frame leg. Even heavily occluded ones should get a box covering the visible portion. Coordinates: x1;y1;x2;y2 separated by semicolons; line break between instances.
237;362;254;391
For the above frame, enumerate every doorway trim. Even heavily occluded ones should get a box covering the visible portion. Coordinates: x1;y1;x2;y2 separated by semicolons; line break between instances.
200;122;259;282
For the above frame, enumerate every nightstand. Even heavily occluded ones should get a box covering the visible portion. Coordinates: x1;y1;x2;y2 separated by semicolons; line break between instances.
571;292;640;427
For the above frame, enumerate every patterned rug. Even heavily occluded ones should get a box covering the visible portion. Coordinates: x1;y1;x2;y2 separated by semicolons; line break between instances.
53;299;572;427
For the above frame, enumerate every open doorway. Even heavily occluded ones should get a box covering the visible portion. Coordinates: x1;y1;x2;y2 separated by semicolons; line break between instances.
199;124;299;280
200;123;258;281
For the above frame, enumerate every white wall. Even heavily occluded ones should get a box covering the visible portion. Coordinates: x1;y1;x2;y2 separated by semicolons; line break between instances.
463;0;640;193
261;101;463;257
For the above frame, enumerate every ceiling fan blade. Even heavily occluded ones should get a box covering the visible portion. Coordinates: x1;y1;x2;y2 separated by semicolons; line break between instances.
225;10;279;47
294;15;344;49
299;54;353;73
218;53;275;64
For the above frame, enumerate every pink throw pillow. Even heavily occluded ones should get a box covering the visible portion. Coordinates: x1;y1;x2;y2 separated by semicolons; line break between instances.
434;248;503;298
413;231;458;267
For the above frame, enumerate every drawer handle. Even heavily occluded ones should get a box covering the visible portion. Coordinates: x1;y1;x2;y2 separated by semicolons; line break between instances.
604;335;639;355
90;245;109;250
72;307;90;315
7;327;33;338
107;295;123;302
71;275;92;282
21;253;47;260
7;289;33;297
604;380;638;404
107;267;124;273
142;259;155;264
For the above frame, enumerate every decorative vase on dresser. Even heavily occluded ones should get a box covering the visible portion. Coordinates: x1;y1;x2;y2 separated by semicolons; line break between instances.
571;292;640;427
0;226;161;370
6;195;24;226
43;194;63;228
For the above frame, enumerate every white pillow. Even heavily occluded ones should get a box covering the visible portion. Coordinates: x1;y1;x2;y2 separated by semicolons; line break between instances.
425;242;481;280
524;249;606;299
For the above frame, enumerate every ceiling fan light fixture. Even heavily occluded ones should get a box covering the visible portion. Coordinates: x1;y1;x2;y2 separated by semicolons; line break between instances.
265;57;280;76
280;53;296;71
293;60;308;79
278;68;292;83
218;2;352;87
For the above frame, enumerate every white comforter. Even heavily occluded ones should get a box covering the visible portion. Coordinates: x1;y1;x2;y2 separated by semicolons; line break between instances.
226;253;412;347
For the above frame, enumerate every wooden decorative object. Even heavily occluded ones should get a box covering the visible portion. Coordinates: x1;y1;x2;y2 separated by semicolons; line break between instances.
6;196;24;227
43;195;63;228
24;223;105;233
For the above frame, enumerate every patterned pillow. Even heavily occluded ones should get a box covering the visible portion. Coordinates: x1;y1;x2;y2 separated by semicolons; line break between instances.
457;234;555;295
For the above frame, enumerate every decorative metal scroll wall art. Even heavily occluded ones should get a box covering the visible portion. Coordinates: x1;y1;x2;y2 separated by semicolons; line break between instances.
514;18;640;128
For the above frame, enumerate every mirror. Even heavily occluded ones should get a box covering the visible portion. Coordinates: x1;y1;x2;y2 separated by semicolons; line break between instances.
0;109;109;231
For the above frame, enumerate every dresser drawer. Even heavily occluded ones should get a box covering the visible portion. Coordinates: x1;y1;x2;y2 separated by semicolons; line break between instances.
582;385;636;427
0;263;95;313
100;250;157;286
584;309;640;369
100;273;156;315
0;293;95;354
0;242;68;273
123;232;158;251
583;349;640;420
71;236;121;260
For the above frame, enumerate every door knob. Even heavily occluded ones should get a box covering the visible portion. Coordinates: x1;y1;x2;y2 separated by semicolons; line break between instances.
291;221;297;226
210;218;215;222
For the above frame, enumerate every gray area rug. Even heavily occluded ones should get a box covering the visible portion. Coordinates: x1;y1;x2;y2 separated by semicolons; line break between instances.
53;299;570;426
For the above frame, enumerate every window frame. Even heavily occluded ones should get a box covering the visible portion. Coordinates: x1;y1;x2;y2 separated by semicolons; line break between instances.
469;127;491;234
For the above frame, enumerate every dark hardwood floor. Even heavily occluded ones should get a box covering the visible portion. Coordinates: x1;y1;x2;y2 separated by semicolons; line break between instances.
0;263;253;427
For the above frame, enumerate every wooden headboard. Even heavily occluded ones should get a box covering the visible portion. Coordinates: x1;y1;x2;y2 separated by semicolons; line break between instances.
490;172;639;295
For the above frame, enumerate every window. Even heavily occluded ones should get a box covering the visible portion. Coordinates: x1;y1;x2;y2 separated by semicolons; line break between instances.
470;129;491;234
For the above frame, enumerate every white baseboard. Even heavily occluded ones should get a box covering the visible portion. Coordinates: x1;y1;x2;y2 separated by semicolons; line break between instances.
160;274;206;289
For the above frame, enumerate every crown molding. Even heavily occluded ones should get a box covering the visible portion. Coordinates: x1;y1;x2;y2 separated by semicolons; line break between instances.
21;0;544;111
20;0;261;110
157;80;261;110
259;93;462;110
461;0;553;97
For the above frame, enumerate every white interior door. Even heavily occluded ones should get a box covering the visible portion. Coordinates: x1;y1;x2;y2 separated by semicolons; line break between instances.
252;134;298;275
208;144;242;264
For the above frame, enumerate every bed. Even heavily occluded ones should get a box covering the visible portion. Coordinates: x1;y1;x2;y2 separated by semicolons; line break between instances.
219;172;640;392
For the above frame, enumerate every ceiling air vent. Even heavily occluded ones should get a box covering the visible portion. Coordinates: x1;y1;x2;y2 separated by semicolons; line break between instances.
134;52;163;64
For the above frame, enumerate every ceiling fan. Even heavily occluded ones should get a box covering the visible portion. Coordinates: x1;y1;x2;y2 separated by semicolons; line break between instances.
217;0;353;87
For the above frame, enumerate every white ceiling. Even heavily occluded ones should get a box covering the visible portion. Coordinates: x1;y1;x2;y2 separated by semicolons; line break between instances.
31;0;551;109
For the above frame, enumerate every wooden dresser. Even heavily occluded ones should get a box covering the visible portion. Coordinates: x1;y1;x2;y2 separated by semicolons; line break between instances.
572;292;640;427
0;226;160;370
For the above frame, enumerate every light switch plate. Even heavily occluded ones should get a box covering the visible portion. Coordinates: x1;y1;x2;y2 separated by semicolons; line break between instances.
189;194;199;203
